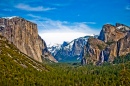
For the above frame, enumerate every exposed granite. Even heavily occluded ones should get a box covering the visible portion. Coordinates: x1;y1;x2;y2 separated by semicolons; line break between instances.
82;23;130;65
0;17;57;63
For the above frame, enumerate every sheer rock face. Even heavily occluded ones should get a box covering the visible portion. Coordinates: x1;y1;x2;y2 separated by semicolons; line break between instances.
83;38;107;65
0;17;57;63
83;24;130;65
108;42;118;61
98;24;127;42
117;33;130;56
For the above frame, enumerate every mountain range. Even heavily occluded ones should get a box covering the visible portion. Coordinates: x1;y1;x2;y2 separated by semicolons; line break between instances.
48;35;98;62
0;16;130;85
1;16;130;65
47;23;130;65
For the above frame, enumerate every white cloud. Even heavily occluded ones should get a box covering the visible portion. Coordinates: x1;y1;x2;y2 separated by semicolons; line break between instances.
15;3;55;11
39;20;100;45
40;32;87;45
28;15;100;45
38;18;99;33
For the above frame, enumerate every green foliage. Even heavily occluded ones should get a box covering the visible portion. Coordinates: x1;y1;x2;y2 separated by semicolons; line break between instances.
113;53;130;64
119;69;130;85
55;51;80;62
0;37;130;86
106;41;114;45
97;44;104;50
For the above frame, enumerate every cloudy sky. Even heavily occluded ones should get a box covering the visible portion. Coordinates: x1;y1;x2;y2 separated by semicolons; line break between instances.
0;0;130;45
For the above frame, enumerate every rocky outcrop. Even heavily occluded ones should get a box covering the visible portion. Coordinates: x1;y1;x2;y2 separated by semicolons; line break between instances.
83;37;107;65
82;23;130;65
54;38;87;62
49;36;94;62
98;24;127;42
0;16;57;63
117;32;130;56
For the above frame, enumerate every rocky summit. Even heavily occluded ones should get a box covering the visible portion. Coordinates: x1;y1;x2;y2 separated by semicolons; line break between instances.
82;23;130;65
48;35;98;62
98;23;129;42
0;16;57;63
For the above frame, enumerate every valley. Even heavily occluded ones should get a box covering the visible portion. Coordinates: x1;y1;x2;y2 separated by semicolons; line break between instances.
0;16;130;86
0;0;130;85
0;21;130;85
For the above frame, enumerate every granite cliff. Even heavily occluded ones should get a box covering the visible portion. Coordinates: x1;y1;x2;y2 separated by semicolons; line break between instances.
82;23;130;65
48;36;94;62
0;16;57;63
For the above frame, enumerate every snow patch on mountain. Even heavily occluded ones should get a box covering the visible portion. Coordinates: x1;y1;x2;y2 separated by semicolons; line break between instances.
2;16;18;19
48;43;61;56
48;35;98;62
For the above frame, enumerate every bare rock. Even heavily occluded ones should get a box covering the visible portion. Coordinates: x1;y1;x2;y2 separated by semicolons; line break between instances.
83;37;107;65
82;23;130;65
98;24;127;42
0;17;57;63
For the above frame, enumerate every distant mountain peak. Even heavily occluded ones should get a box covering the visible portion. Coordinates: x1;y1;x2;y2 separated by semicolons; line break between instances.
2;16;19;19
115;23;130;31
61;41;69;47
48;35;98;62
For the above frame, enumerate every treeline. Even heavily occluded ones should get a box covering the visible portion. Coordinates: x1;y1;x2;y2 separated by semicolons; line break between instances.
0;38;130;86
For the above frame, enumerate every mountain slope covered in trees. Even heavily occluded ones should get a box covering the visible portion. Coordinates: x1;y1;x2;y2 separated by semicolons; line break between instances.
0;34;130;85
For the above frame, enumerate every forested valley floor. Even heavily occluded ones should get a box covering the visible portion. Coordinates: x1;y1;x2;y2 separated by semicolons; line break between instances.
0;36;130;86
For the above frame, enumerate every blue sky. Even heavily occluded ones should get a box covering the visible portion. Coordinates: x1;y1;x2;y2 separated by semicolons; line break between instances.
0;0;130;45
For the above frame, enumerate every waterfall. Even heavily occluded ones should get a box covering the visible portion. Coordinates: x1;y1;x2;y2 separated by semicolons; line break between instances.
101;51;104;63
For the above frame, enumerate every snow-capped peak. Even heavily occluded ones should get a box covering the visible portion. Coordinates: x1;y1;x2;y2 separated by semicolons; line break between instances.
2;16;18;19
47;43;61;56
48;35;98;62
47;43;61;48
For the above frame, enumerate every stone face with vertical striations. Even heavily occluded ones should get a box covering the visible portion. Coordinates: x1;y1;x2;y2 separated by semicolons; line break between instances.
82;23;130;65
0;16;57;63
98;24;127;42
83;37;107;65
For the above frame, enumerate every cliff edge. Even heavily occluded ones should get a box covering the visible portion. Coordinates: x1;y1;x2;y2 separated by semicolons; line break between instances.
0;16;57;63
